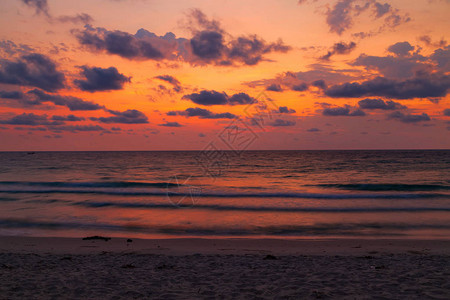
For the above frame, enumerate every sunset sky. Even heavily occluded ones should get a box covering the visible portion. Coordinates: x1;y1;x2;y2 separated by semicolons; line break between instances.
0;0;449;151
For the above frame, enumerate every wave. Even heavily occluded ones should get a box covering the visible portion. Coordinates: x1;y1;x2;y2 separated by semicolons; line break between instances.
312;183;450;191
1;218;450;236
72;200;450;212
0;187;448;199
0;181;182;188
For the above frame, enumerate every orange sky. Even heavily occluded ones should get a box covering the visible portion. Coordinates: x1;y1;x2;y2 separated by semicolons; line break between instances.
0;0;449;150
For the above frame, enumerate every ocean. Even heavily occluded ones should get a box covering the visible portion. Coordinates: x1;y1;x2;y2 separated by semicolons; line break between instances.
0;150;449;239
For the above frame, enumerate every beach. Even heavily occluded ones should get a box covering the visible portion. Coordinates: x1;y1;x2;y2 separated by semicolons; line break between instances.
1;236;449;299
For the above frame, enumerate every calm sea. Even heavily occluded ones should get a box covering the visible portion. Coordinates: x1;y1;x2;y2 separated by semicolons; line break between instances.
0;150;449;239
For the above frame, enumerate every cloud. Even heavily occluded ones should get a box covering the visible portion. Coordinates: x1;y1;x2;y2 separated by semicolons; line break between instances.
358;98;406;110
182;90;255;106
245;65;358;90
227;35;291;65
306;128;321;132
431;46;450;72
0;40;33;56
21;0;49;16
73;25;166;60
387;41;414;56
56;13;93;24
312;79;327;89
324;0;409;36
320;41;356;60
0;113;62;125
418;35;447;48
74;66;131;92
155;75;182;92
352;53;429;79
21;0;93;24
159;121;183;127
270;119;296;126
48;125;105;132
326;0;354;35
186;9;291;66
27;89;102;110
0;90;24;99
91;109;149;124
325;73;450;99
51;115;85;122
74;10;290;66
278;106;296;114
292;83;308;91
167;107;236;119
443;109;450;116
322;106;366;116
387;111;431;123
266;83;283;92
0;53;65;92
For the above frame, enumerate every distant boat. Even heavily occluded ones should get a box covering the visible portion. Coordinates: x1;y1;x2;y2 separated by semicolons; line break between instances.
27;152;36;155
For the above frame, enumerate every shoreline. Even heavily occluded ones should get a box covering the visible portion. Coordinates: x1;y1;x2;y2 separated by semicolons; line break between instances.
1;235;449;255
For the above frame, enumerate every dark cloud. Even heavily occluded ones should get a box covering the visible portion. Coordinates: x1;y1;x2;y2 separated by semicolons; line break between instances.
155;75;182;92
183;90;228;105
443;109;450;116
159;121;183;127
322;106;366;117
27;89;102;110
91;109;149;124
292;83;308;91
266;84;283;92
190;31;225;61
0;90;24;99
74;10;290;66
168;107;236;119
74;66;131;92
278;106;296;114
73;25;167;60
306;128;321;132
320;41;356;60
270;119;296;126
312;79;327;90
0;113;62;125
227;35;291;65
0;53;65;92
48;125;105;132
186;9;291;66
228;93;255;105
325;73;450;99
387;41;414;56
51;115;85;122
182;90;255;106
431;46;450;72
387;111;431;123
358;98;406;110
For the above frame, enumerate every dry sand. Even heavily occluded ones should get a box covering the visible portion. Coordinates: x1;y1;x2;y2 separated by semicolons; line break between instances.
0;236;449;299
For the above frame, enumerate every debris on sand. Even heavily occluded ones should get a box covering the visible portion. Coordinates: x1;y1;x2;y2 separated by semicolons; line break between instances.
82;236;111;241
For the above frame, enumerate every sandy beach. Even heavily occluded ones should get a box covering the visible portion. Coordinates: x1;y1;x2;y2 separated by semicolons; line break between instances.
0;236;449;299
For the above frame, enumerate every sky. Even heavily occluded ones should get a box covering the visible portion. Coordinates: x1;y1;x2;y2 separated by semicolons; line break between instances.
0;0;449;151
